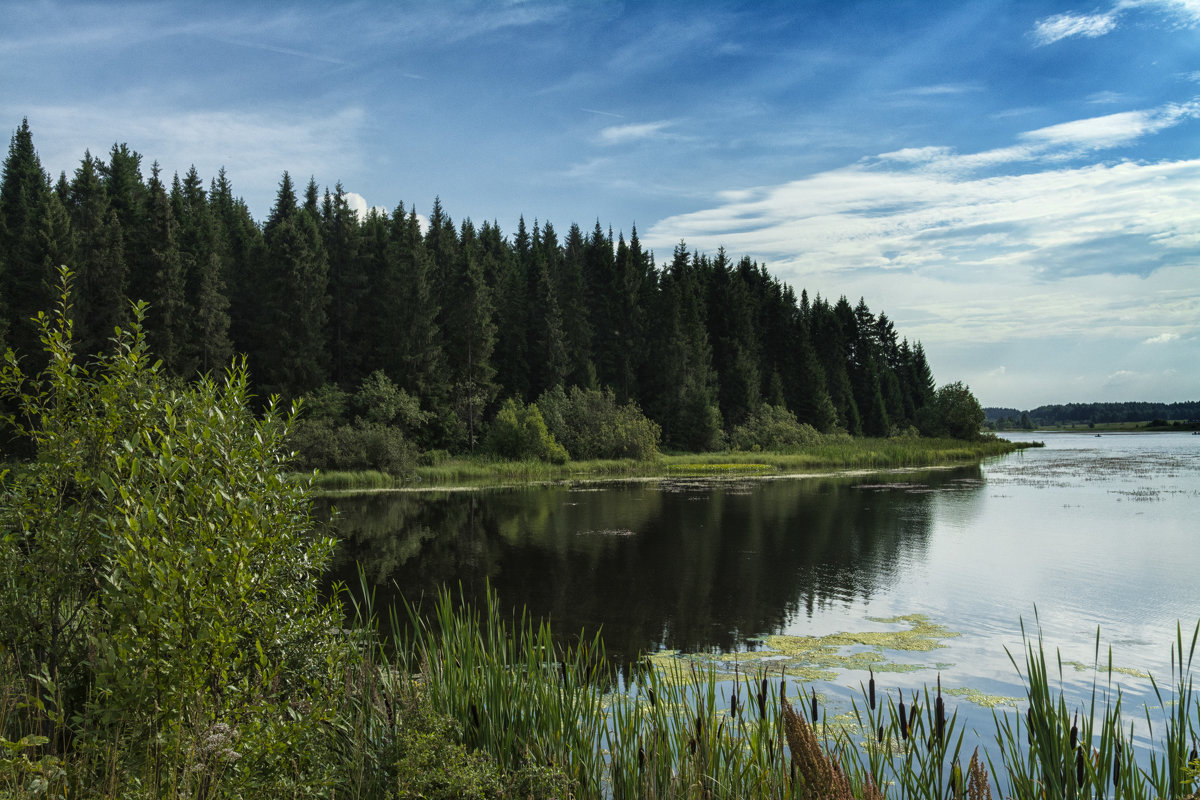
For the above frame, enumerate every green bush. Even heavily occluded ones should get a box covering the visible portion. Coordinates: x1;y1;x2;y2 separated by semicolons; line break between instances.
537;386;662;460
0;271;351;794
484;399;568;463
919;381;985;440
730;404;821;451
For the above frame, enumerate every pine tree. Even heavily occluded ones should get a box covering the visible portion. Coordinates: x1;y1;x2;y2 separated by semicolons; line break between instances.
256;172;329;398
141;164;187;372
322;184;365;388
0;118;53;358
68;152;128;358
442;220;496;450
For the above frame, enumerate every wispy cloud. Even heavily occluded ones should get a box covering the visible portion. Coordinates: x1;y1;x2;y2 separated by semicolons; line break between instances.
1143;332;1181;344
21;103;367;214
1021;101;1200;150
1031;0;1200;46
596;120;676;145
1031;12;1118;45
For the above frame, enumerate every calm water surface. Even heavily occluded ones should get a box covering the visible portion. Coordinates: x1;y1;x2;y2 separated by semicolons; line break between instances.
324;432;1200;743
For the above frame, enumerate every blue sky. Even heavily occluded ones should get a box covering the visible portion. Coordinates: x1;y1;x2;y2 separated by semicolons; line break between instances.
3;0;1198;409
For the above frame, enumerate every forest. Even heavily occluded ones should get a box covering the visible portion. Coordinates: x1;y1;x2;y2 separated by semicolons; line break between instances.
986;401;1200;429
0;119;977;469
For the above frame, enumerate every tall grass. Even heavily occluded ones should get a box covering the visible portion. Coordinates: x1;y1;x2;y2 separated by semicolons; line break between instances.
397;587;1200;800
313;437;1033;492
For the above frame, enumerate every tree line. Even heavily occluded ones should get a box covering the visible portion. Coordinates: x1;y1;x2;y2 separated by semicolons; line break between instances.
1;119;980;461
985;401;1200;428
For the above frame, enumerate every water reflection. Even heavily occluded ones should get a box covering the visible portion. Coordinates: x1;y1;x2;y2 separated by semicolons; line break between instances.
323;466;986;662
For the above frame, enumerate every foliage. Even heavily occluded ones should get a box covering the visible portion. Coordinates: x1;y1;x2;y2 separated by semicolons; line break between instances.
537;384;662;461
0;270;349;793
730;403;822;451
3;120;987;467
920;381;985;440
484;398;568;463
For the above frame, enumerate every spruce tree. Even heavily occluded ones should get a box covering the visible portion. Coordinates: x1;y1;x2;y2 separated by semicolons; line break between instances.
68;152;128;359
256;172;329;398
0;118;53;358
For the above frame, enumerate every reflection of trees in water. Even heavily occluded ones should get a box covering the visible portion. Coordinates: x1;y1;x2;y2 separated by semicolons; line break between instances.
323;467;984;661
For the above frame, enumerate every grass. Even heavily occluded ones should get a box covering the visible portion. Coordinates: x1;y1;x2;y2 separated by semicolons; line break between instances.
6;581;1200;798
310;436;1034;492
395;587;1200;800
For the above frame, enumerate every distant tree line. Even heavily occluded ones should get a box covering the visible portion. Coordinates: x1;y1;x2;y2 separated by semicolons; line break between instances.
1;119;983;465
986;401;1200;429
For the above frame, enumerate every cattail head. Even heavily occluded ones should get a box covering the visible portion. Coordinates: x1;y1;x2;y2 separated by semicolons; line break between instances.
899;693;909;741
811;688;819;723
1076;747;1085;788
877;724;884;744
869;667;876;711
1070;711;1078;750
1113;741;1122;789
648;687;656;707
638;745;646;771
731;689;739;719
758;679;768;719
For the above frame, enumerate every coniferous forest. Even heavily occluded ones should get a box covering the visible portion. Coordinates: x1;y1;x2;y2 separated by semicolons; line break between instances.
0;119;974;468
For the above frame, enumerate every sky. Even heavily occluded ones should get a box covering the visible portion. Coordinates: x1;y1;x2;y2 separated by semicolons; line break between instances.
2;0;1198;410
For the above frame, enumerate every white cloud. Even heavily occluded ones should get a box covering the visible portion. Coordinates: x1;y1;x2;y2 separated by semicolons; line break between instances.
597;120;675;145
1031;12;1119;45
1143;332;1181;344
20;103;367;219
1021;102;1200;150
341;191;388;221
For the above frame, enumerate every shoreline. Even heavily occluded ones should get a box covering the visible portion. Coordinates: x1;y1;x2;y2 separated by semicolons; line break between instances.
311;437;1032;496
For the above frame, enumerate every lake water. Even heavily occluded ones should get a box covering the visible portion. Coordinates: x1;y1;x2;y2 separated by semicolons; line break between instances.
323;432;1200;752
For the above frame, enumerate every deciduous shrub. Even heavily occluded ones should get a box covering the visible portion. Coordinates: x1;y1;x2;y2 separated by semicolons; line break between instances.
537;386;662;460
0;271;351;794
730;404;821;451
484;398;568;463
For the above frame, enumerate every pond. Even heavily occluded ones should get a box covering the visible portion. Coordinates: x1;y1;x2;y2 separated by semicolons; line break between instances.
322;432;1200;755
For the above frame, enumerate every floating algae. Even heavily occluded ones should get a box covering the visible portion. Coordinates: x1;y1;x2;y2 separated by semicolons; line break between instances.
646;615;960;683
943;687;1020;708
1062;660;1151;680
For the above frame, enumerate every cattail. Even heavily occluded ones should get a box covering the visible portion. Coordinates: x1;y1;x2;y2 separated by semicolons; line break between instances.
648;687;656;707
1026;707;1032;745
638;745;646;771
1070;711;1078;749
780;670;787;702
877;723;884;743
935;675;946;745
1076;747;1085;788
758;677;768;719
695;714;704;739
899;693;909;741
1113;741;1122;789
869;667;876;711
811;688;819;723
688;737;696;756
731;689;739;719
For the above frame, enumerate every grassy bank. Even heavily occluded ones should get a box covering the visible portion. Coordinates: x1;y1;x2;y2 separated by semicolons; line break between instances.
311;436;1033;492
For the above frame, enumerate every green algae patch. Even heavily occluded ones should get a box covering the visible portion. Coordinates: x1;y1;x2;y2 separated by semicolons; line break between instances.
1062;660;1150;680
647;615;960;683
944;687;1020;708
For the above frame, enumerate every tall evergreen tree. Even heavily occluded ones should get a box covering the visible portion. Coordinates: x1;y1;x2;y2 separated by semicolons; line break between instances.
0;118;53;358
255;172;329;398
68;152;128;358
322;184;365;388
141;164;187;372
